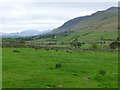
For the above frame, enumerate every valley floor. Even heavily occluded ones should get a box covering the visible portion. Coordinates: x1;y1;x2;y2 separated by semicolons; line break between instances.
2;48;118;88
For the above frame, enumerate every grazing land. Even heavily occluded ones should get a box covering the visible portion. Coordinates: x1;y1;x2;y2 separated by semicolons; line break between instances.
1;7;119;88
2;48;118;88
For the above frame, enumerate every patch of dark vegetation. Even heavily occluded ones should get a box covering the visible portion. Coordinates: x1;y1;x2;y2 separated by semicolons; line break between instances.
46;48;50;51
32;61;35;63
68;81;72;83
4;68;8;71
46;84;51;87
98;70;106;76
82;32;91;36
73;73;78;77
81;71;87;74
90;43;98;49
113;73;118;76
97;83;112;88
55;63;62;69
49;68;54;69
35;48;39;50
94;70;106;82
46;84;62;88
13;50;20;53
66;50;72;53
55;49;58;52
110;41;120;49
84;61;88;63
70;38;82;48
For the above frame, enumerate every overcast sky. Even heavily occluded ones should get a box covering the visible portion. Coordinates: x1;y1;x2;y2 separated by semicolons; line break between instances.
0;0;119;33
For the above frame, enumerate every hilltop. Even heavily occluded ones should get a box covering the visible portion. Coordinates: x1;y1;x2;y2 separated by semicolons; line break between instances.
32;7;118;43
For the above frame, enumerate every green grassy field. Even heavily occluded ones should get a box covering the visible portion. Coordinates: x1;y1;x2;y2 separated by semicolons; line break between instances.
2;48;118;88
57;31;117;42
31;31;117;45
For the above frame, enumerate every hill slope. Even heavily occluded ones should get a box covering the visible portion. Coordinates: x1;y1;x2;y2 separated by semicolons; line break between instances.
48;7;118;42
52;7;118;33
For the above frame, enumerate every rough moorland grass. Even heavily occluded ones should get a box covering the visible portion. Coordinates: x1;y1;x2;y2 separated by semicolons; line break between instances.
2;48;118;88
59;31;117;42
31;31;117;44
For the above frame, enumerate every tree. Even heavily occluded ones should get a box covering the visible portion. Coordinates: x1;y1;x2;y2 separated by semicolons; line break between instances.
109;41;120;49
71;38;82;48
117;37;120;41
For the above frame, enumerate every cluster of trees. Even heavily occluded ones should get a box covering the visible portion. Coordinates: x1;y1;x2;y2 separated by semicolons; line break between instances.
2;35;120;50
109;41;120;49
2;39;26;48
70;38;85;48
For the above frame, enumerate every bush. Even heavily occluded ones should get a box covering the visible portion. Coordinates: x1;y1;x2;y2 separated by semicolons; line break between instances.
98;70;106;76
94;70;106;82
55;63;62;69
71;39;82;48
90;43;98;49
109;41;120;49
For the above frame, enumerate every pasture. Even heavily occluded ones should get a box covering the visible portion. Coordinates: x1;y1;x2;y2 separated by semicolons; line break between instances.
2;48;118;88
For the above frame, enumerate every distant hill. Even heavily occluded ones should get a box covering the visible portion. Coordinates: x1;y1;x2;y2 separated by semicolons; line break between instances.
2;7;118;42
51;7;118;34
48;7;118;42
1;30;51;38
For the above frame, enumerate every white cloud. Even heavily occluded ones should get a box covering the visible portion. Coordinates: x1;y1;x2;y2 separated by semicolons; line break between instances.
0;0;118;33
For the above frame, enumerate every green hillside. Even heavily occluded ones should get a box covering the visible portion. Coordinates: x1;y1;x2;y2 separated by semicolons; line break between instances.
3;7;118;50
52;7;118;33
31;7;118;44
2;7;119;88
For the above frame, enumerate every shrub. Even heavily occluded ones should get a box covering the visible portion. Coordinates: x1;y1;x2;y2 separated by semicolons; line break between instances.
109;41;120;49
55;63;62;69
35;48;38;50
70;39;82;48
13;50;20;53
98;70;106;76
90;43;98;49
94;70;106;82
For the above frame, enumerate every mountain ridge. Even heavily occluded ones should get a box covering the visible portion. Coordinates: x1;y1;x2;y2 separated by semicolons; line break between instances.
51;7;118;34
1;30;51;38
